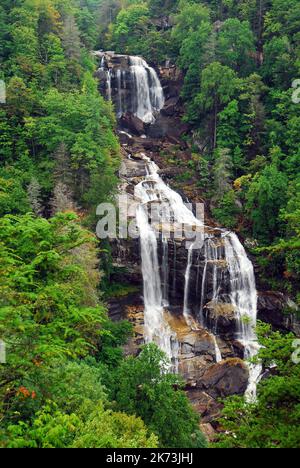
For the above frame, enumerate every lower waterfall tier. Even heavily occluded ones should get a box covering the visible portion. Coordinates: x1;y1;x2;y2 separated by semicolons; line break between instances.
112;133;262;404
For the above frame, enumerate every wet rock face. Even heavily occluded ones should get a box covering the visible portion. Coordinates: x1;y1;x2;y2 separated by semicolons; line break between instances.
199;359;249;399
95;53;134;112
124;305;247;426
96;53;189;143
147;113;190;145
257;291;300;335
204;302;237;339
155;237;235;338
112;145;239;342
120;113;145;136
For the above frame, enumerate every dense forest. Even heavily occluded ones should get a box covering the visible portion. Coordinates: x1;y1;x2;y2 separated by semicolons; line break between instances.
0;0;300;449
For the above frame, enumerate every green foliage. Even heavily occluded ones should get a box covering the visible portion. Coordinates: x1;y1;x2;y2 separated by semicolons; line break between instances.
245;164;288;242
1;0;300;450
109;344;207;448
216;18;256;74
0;211;142;448
109;3;150;57
171;1;211;51
214;323;300;448
0;0;120;214
4;401;158;448
212;190;241;229
0;213;104;399
72;404;158;448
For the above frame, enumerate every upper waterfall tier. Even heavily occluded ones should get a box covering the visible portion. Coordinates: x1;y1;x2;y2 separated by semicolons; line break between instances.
95;52;165;124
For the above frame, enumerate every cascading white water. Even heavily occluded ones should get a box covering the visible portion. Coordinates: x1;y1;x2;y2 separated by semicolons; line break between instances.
129;56;165;123
134;155;261;396
199;238;224;324
212;335;222;363
135;157;176;364
224;232;262;401
183;246;194;325
135;155;203;364
116;69;123;118
162;237;169;308
99;53;164;123
113;53;261;398
136;204;173;353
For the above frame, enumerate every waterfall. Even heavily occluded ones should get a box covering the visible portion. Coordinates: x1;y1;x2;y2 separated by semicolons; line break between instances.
212;335;222;363
113;53;262;399
99;57;112;101
135;157;176;365
136;205;172;353
116;69;123;118
224;232;262;401
135;154;203;364
183;246;194;326
199;237;224;325
162;237;169;307
134;155;261;396
129;56;165;123
99;53;165;123
107;70;112;101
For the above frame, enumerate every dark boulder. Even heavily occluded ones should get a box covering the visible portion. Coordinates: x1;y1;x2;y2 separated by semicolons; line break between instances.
189;390;223;424
161;97;181;116
120;113;145;136
257;291;300;335
199;358;249;398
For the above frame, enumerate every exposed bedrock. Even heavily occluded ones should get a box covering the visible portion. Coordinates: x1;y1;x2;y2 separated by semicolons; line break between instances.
257;291;300;335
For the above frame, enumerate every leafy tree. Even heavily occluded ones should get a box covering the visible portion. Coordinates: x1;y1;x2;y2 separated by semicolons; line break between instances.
72;404;158;448
262;36;296;88
4;402;158;448
191;62;239;148
216;18;256;74
110;344;207;448
171;1;211;50
110;3;150;55
214;322;300;448
0;169;31;216
246;164;288;242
